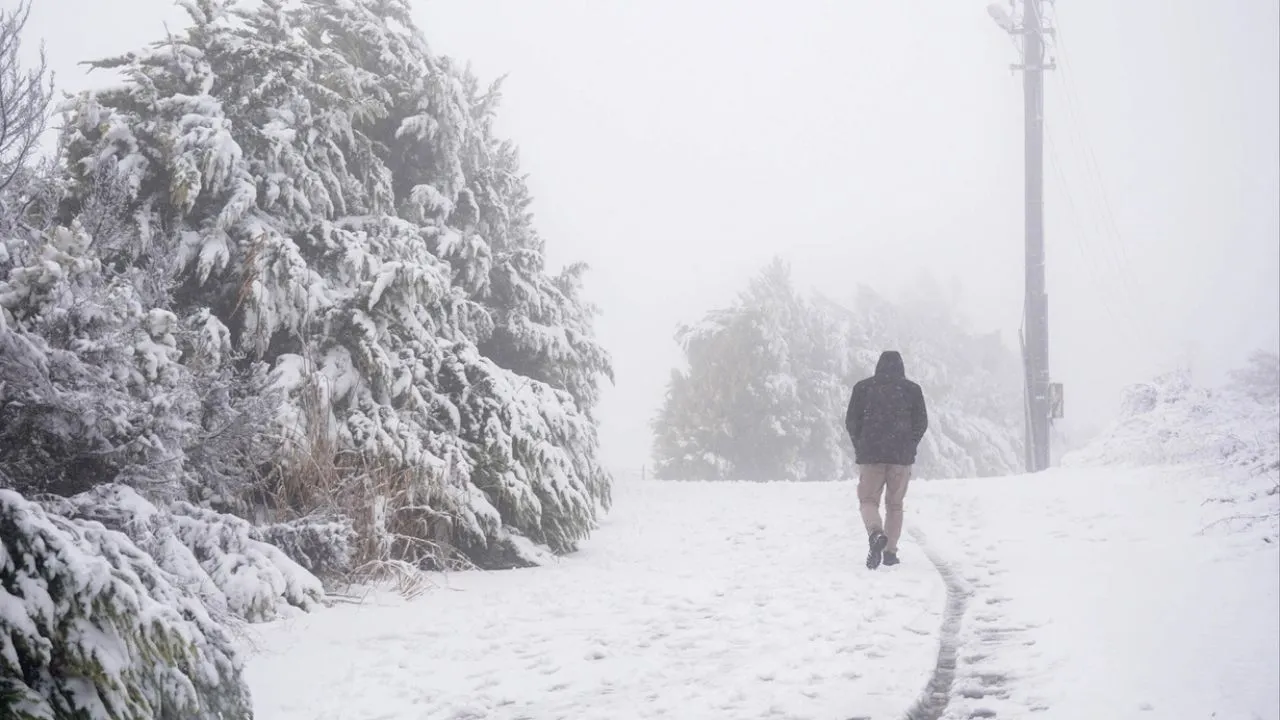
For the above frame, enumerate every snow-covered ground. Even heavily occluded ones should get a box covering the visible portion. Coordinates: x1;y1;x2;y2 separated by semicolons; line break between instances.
244;480;945;720
245;466;1279;720
912;466;1279;720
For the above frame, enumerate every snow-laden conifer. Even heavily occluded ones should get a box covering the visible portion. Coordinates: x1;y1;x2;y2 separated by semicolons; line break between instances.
57;0;612;563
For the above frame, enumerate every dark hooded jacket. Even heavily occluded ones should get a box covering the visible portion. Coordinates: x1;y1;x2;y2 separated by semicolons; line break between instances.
845;351;929;466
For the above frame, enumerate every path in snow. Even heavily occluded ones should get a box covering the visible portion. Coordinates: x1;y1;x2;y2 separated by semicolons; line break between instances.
245;480;945;720
902;527;971;720
911;466;1280;720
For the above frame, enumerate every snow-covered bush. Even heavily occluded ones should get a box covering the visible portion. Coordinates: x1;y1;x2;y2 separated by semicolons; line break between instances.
0;488;251;720
167;500;324;620
653;260;1023;482
1065;364;1280;481
1064;359;1279;540
253;514;355;580
43;484;323;623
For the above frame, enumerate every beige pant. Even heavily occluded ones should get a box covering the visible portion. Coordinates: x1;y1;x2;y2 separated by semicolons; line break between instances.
858;464;912;552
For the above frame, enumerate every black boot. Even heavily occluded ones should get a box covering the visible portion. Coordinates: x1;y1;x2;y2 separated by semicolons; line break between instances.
866;530;888;569
882;549;900;567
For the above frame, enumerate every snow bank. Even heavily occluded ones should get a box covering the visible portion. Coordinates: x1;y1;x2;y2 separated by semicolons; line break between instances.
913;468;1279;719
1065;368;1278;478
1064;367;1278;541
0;489;251;720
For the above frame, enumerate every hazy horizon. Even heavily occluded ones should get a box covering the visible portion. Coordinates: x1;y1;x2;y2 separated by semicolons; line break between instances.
26;0;1280;473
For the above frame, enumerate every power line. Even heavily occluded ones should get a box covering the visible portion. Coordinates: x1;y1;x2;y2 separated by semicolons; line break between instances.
1044;126;1123;326
1044;119;1164;349
1040;10;1167;351
1047;19;1155;319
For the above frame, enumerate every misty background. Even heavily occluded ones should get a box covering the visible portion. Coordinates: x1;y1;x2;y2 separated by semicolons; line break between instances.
27;0;1280;472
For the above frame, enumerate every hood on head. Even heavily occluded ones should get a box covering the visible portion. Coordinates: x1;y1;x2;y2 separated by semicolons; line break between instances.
874;350;905;378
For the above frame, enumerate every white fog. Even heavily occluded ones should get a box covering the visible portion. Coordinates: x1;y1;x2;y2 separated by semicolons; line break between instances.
4;1;1278;718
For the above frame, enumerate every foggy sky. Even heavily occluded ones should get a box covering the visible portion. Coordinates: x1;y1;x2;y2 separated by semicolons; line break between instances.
26;0;1280;472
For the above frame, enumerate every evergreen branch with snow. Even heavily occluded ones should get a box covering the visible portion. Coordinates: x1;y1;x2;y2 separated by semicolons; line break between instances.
0;487;252;720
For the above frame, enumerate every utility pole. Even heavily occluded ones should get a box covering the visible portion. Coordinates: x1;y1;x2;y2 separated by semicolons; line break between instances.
988;0;1055;472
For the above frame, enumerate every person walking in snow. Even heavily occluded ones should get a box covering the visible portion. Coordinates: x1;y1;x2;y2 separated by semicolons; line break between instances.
845;350;929;570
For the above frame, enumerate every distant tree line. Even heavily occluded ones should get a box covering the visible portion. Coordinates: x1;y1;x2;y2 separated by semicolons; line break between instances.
652;259;1025;482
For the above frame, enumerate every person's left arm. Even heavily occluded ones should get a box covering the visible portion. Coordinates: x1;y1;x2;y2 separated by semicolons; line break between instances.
911;384;929;445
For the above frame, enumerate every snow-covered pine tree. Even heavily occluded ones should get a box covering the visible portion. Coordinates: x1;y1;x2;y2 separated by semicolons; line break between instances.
652;366;728;480
298;0;614;417
56;0;611;566
0;0;237;501
291;0;614;532
793;296;852;483
653;260;838;482
828;284;1024;478
652;259;1024;482
0;5;336;717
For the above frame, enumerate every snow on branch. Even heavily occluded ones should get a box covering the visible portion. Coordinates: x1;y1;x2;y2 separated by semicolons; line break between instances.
45;484;324;623
0;488;252;720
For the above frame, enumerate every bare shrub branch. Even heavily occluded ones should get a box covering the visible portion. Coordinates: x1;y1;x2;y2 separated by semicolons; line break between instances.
0;0;52;196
